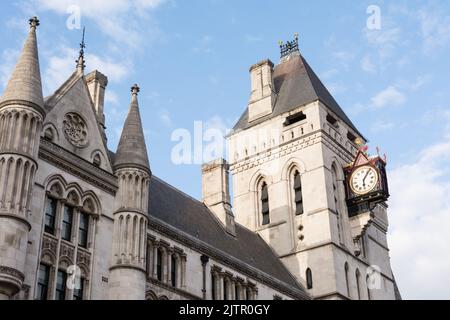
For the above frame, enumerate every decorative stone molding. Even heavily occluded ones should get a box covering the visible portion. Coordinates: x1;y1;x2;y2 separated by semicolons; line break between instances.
63;113;88;148
230;129;354;174
0;266;25;282
39;138;118;195
77;249;91;269
148;217;310;300
147;277;201;300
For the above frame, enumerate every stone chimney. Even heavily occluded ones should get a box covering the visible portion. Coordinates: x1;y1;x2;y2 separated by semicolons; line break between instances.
86;70;108;130
202;158;236;236
248;59;276;122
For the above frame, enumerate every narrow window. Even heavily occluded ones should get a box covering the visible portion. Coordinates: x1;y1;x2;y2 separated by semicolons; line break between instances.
36;264;50;300
156;249;163;281
356;269;361;300
366;275;371;300
261;182;270;225
332;166;343;243
246;287;252;300
235;285;240;300
78;213;89;248
62;205;74;241
345;263;350;298
306;268;313;289
55;270;67;300
171;255;177;287
44;197;57;235
73;277;84;300
223;278;228;300
211;273;216;300
294;171;304;215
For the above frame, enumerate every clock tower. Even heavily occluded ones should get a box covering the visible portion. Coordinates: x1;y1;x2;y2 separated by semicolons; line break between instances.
227;35;400;300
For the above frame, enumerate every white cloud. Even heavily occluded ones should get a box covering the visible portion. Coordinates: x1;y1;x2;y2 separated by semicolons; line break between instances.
361;54;377;74
42;46;129;95
0;49;20;90
417;8;450;54
364;26;402;58
371;86;406;109
31;0;166;48
158;108;174;128
389;138;450;299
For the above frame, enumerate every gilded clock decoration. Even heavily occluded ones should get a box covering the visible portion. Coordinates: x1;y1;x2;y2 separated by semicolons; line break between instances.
63;113;88;147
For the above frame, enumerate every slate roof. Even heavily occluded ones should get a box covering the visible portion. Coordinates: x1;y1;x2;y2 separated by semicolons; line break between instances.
114;89;151;173
0;19;44;110
232;53;364;138
107;148;306;297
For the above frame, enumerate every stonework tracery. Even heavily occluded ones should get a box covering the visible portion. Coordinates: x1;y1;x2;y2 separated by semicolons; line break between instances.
63;113;88;147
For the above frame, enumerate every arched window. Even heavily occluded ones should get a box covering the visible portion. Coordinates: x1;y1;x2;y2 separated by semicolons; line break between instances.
156;248;163;281
93;154;101;167
260;182;270;225
293;170;304;215
62;204;74;242
44;127;54;141
306;268;313;289
356;269;361;300
345;262;350;298
171;255;177;287
44;197;57;235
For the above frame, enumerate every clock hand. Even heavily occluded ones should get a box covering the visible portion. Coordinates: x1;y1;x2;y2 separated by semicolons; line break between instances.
362;169;370;186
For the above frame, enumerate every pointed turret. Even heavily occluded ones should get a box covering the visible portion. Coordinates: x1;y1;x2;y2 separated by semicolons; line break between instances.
109;85;151;300
0;17;44;113
0;17;45;300
114;84;151;174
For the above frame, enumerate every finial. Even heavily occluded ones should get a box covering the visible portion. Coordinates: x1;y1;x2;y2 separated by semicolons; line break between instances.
279;32;300;59
29;16;40;29
131;84;140;95
76;27;86;72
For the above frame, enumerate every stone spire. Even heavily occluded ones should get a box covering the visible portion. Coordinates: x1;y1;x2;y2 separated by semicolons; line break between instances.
114;84;151;173
0;16;44;111
76;26;86;74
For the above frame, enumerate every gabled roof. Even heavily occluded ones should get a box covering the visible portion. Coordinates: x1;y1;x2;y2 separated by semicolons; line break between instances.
114;87;150;173
148;176;309;298
0;18;44;112
233;53;363;138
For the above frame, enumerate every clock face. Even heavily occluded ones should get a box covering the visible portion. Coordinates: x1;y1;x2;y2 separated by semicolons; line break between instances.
350;166;379;195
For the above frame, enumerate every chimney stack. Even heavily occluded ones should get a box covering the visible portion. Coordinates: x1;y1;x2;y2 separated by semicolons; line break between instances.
86;70;108;131
202;158;236;236
248;59;276;122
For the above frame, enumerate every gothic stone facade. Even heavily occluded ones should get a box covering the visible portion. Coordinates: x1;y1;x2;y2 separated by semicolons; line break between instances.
0;19;399;301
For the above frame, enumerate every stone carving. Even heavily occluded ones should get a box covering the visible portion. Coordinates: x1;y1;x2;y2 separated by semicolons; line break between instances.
60;242;75;264
77;249;91;267
42;235;58;253
63;113;88;147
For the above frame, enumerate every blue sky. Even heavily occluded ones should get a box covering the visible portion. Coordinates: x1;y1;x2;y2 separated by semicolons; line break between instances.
1;0;450;299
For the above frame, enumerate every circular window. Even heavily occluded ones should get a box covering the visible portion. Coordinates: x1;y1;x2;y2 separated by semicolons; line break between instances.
63;113;88;147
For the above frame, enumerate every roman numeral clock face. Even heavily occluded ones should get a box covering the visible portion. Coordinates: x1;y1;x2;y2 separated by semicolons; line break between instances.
350;166;379;196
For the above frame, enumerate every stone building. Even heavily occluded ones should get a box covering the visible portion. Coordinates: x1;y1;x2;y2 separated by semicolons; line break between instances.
0;18;399;300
